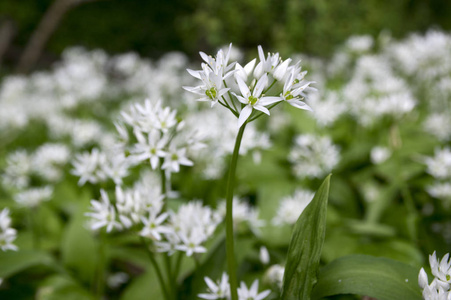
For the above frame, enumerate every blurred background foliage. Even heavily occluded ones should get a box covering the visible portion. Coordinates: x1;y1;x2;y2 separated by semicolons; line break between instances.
1;0;451;70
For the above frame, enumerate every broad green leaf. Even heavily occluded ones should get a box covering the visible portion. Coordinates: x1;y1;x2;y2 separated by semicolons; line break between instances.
37;275;94;300
0;250;56;278
61;206;98;285
281;174;331;300
311;255;422;300
120;270;163;300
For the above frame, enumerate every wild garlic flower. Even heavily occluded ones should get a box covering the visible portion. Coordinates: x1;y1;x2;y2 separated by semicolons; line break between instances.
273;189;315;226
424;113;451;142
237;279;271;300
31;143;71;182
72;148;107;186
0;208;18;252
121;99;200;174
289;134;340;179
370;146;392;164
264;264;285;289
184;44;314;128
2;150;32;189
198;273;231;300
424;148;451;180
162;201;221;257
14;186;53;207
419;252;451;300
86;189;123;233
140;211;171;241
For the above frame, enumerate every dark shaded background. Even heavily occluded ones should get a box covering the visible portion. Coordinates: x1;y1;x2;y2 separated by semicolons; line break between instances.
1;0;451;70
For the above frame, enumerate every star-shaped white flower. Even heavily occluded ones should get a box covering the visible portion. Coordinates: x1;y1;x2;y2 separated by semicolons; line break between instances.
237;279;271;300
234;74;282;128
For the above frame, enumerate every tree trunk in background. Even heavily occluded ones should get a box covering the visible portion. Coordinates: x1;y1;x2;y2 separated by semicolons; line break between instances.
0;19;16;68
15;0;98;74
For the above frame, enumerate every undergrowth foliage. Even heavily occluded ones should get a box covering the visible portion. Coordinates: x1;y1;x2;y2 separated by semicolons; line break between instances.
0;30;451;300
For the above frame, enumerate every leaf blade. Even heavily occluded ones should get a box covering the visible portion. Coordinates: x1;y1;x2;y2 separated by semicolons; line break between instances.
311;254;422;300
281;174;331;300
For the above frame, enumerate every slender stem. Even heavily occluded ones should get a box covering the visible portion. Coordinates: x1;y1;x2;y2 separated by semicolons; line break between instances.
172;252;183;281
223;80;238;112
140;237;170;300
221;96;239;117
225;122;247;300
95;230;106;298
262;79;277;94
30;206;41;250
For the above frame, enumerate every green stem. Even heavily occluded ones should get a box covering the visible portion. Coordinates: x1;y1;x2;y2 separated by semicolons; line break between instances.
30;206;40;250
225;122;247;300
221;96;239;117
262;79;277;94
172;252;183;281
95;230;106;298
223;80;238;112
140;237;171;300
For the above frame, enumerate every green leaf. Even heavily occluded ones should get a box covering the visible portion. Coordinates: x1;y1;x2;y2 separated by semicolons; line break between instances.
37;275;94;300
61;206;98;285
0;250;56;278
281;174;331;300
311;255;422;300
120;270;163;300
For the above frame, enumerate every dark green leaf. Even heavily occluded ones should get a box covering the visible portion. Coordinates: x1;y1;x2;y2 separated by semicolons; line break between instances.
0;250;56;278
311;255;422;300
281;174;331;300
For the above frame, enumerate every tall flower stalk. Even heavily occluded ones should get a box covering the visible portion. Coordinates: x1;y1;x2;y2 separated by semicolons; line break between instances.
225;122;247;299
184;44;315;299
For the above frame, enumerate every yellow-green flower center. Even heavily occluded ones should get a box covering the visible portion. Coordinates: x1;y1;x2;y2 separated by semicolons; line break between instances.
249;96;258;105
205;87;217;100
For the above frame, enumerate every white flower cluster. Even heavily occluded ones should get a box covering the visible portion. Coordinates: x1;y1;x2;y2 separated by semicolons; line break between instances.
72;148;131;186
273;189;315;226
86;185;221;258
342;55;416;126
423;147;451;206
184;44;315;128
198;273;271;300
289;134;340;179
3;144;70;190
1;144;70;207
0;208;18;251
158;201;222;257
121;99;203;175
370;146;392;164
419;252;451;300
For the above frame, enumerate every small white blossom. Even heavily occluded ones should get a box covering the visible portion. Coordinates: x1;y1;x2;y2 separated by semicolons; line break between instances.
198;273;231;300
0;208;18;251
237;280;271;300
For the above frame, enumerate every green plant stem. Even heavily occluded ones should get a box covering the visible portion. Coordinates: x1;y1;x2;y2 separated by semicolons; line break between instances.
262;79;277;94
225;122;247;300
223;80;238;112
172;252;183;281
30;206;40;250
95;230;106;298
140;237;171;300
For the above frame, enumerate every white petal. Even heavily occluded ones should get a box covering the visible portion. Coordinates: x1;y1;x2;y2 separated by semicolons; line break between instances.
236;76;250;98
253;74;268;97
238;105;253;128
288;100;313;111
259;96;283;106
254;105;270;115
